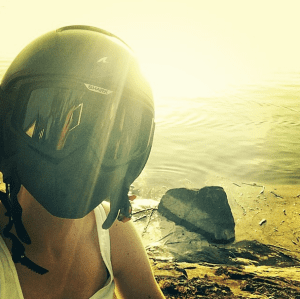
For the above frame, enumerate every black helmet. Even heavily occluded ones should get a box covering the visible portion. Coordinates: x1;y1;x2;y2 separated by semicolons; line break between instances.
0;25;155;229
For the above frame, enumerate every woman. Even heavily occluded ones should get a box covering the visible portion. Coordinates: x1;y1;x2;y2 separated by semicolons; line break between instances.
0;25;165;298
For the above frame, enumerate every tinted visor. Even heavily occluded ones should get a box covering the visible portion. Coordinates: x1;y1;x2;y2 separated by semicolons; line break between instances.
11;79;154;166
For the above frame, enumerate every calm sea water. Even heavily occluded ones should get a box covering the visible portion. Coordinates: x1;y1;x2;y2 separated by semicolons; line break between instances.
1;59;299;197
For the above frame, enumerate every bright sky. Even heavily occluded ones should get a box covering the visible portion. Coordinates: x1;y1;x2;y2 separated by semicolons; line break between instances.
0;0;299;97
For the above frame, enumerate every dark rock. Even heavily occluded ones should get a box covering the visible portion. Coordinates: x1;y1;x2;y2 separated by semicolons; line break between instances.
157;186;235;243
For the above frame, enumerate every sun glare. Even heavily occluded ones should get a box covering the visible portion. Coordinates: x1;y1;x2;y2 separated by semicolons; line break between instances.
140;62;216;99
139;59;258;100
1;0;300;99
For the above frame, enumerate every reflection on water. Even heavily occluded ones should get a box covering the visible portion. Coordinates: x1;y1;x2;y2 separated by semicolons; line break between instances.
140;73;300;193
1;60;299;194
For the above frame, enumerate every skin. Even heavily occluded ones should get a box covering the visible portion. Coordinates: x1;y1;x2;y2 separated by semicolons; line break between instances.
0;185;165;299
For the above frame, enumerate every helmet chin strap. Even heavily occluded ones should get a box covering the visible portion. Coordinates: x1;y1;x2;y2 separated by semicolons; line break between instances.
0;172;48;275
102;185;132;230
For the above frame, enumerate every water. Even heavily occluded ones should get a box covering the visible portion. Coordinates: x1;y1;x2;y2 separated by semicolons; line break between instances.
139;73;300;196
1;59;299;198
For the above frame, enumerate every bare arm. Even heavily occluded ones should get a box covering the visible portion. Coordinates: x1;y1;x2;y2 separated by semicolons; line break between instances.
104;204;165;299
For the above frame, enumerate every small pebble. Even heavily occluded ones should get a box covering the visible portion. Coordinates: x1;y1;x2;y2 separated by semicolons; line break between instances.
259;219;267;226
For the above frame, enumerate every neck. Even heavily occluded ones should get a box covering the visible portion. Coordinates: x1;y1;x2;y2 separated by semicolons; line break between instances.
15;186;94;259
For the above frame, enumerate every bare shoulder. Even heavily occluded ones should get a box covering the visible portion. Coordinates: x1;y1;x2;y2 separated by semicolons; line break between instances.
101;201;165;298
101;201;144;274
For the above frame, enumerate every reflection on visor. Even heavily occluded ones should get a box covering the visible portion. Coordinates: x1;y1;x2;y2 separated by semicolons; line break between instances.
22;88;86;151
13;83;154;165
25;100;83;151
56;103;83;150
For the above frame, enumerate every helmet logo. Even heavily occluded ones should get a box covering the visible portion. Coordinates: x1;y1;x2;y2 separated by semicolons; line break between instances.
84;83;113;95
97;57;108;63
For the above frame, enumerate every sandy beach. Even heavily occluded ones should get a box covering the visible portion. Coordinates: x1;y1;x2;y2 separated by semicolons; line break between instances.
146;180;300;298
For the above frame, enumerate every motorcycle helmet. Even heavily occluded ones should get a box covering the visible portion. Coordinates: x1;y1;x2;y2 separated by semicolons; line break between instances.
0;25;155;273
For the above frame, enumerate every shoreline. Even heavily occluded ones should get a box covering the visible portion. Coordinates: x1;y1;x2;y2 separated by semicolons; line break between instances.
144;181;300;298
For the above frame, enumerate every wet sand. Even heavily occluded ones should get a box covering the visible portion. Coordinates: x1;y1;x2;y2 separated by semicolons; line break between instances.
148;181;300;298
224;181;300;255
